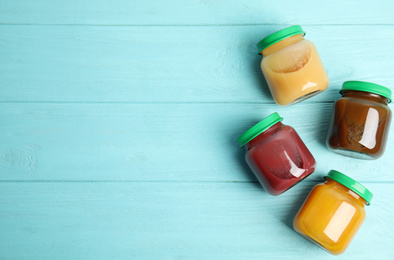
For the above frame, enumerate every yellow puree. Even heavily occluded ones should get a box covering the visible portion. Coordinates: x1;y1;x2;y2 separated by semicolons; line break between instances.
261;34;329;106
293;179;366;255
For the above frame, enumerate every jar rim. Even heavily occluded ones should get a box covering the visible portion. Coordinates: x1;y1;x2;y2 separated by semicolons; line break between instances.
324;170;373;205
237;112;283;147
340;81;392;103
256;25;305;54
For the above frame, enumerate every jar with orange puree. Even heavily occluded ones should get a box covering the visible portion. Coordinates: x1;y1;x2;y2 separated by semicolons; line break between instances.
257;25;329;106
293;170;373;255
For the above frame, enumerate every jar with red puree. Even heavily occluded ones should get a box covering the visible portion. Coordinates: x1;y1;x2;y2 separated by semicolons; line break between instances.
237;112;316;195
327;81;392;159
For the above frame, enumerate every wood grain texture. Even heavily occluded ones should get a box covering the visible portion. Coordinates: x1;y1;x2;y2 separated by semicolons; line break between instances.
1;0;394;258
1;103;393;182
1;25;393;103
0;182;392;259
0;0;394;25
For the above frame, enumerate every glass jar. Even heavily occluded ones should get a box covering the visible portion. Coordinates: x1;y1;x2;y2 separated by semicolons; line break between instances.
327;81;392;159
257;25;329;106
237;112;316;196
293;170;372;255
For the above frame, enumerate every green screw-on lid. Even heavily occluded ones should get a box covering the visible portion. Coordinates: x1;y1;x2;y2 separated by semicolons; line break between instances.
256;25;306;54
341;81;392;103
237;112;283;147
325;170;373;205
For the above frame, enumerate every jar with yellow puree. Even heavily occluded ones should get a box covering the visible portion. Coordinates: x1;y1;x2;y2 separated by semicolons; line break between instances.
327;81;392;159
257;25;329;106
293;170;373;255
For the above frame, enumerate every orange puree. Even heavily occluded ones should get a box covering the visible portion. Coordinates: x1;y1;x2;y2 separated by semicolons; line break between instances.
293;171;371;255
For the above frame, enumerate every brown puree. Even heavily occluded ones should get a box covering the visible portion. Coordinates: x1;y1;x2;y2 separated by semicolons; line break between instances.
327;90;392;159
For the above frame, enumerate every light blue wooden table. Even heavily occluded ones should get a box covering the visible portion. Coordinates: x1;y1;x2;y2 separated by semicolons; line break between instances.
1;1;393;259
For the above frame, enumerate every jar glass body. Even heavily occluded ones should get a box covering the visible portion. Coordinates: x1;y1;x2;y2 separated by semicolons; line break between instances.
293;178;367;255
327;90;392;159
260;34;329;106
244;122;316;196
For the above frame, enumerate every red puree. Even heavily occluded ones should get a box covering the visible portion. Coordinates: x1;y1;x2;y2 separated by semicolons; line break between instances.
238;113;316;196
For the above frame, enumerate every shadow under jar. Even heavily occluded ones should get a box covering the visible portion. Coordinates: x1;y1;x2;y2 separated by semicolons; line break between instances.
238;112;316;196
327;81;392;159
257;25;329;106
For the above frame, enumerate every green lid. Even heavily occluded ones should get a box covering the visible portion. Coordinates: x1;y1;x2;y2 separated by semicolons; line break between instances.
341;81;392;103
237;112;283;147
325;170;373;205
256;25;306;54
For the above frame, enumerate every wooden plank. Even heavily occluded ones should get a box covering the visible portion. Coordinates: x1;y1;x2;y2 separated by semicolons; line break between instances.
0;182;391;259
1;25;393;103
0;0;394;25
1;103;393;182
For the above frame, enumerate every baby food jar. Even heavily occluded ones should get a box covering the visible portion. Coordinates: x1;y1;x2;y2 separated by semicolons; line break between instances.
257;25;329;106
327;81;392;159
293;170;372;255
237;112;316;196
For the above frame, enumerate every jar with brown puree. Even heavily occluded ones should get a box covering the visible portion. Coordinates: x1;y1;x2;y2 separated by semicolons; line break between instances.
327;81;392;159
